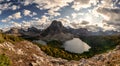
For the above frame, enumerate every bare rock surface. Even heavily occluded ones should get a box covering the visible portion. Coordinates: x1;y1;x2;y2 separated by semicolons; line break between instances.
0;41;120;66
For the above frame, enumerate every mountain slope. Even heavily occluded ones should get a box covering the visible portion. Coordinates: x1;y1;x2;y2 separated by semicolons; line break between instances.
0;33;120;66
40;20;74;41
0;39;120;66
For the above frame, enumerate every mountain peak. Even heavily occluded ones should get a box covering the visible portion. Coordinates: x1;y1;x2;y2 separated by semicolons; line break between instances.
41;20;65;37
49;20;63;29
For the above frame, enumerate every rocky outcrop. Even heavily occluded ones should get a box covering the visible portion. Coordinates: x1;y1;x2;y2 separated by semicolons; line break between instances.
0;41;51;66
0;41;120;66
5;28;20;34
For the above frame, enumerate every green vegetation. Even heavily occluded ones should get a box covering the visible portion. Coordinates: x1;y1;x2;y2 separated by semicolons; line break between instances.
0;34;5;43
36;35;119;61
38;44;84;61
80;36;117;54
0;33;24;43
104;35;120;45
47;40;63;48
0;54;11;66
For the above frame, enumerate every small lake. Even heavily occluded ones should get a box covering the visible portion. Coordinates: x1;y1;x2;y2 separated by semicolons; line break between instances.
64;38;91;53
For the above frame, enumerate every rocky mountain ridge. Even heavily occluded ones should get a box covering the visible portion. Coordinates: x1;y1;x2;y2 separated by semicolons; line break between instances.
5;20;120;39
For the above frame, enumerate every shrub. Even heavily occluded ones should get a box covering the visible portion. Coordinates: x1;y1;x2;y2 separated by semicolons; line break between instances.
0;34;5;43
0;33;24;44
0;54;11;66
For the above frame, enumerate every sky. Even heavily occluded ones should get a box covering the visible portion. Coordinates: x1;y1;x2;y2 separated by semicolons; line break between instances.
0;0;120;32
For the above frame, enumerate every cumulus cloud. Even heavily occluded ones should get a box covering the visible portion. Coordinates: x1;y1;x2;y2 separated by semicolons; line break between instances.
1;19;7;22
96;1;120;31
102;20;120;31
0;2;19;13
72;0;98;11
71;13;77;18
63;38;91;53
85;25;103;32
57;18;76;28
21;21;32;29
34;0;73;10
12;12;22;19
7;12;22;21
23;9;31;16
72;0;90;11
11;22;21;28
34;0;73;17
20;15;50;29
0;3;11;13
0;12;22;22
47;9;61;17
97;8;120;21
11;5;20;10
99;0;114;8
23;0;33;6
23;9;37;17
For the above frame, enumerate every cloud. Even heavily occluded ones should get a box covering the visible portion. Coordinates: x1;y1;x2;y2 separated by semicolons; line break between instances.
20;15;50;29
47;9;61;17
99;0;114;8
1;12;22;22
97;8;120;21
96;6;120;31
9;12;22;19
0;11;2;14
0;3;11;13
72;0;90;11
71;13;77;18
11;5;20;10
71;0;98;11
21;21;31;28
34;0;73;17
34;0;73;10
57;18;76;28
102;20;120;31
23;9;37;17
11;22;21;28
23;9;31;16
63;38;91;53
0;0;3;2
23;0;33;6
1;19;7;22
85;25;103;32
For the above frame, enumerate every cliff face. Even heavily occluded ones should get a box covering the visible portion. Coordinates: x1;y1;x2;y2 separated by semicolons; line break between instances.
40;20;74;41
0;41;120;66
41;20;65;37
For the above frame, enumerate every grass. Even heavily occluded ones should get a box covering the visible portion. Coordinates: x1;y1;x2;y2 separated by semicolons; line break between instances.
0;33;24;44
0;54;11;66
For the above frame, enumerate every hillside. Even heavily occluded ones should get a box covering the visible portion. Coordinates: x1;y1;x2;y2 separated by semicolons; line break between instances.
0;33;120;66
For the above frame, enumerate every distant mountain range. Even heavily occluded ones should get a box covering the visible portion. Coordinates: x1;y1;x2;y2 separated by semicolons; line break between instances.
5;20;120;41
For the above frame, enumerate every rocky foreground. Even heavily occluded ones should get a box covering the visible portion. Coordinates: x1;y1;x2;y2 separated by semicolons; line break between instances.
0;41;120;66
